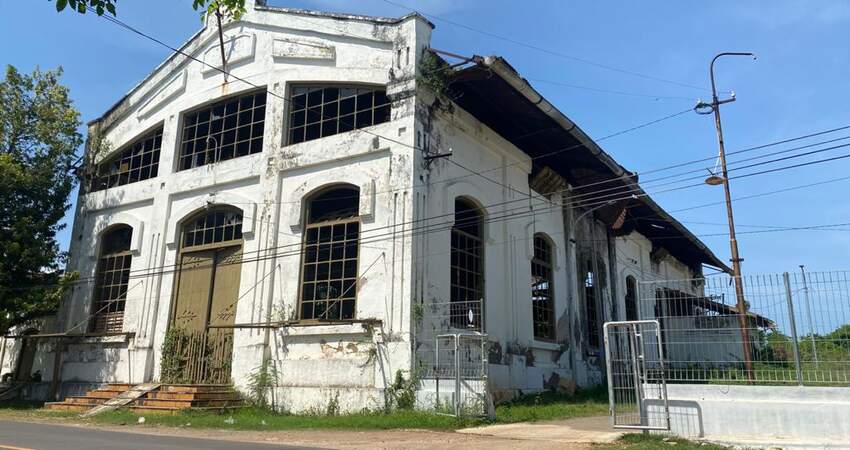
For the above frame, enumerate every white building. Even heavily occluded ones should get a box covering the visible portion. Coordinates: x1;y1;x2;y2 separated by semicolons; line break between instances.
1;1;729;412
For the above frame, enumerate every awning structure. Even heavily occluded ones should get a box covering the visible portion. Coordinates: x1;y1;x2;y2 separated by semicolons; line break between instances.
443;54;731;274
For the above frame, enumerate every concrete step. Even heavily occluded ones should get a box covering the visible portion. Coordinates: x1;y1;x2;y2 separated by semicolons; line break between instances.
145;391;241;401
159;384;232;393
62;396;111;406
86;390;124;399
102;383;133;391
44;402;96;412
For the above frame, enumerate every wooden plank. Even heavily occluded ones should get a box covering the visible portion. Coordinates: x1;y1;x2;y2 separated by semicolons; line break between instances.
79;383;160;417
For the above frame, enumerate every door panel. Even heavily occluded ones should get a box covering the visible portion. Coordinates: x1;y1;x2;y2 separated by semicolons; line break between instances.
172;250;215;332
208;246;242;328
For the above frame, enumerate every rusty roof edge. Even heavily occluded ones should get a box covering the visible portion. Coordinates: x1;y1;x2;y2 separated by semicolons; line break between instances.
481;56;628;179
480;55;732;274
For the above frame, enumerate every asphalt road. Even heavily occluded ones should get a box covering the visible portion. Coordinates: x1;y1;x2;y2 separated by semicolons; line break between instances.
0;421;319;450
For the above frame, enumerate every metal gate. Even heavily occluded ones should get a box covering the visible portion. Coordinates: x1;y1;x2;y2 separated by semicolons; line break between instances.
433;332;489;417
604;320;670;430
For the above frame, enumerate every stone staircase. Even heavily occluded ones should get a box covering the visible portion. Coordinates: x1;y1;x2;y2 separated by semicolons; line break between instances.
45;383;243;414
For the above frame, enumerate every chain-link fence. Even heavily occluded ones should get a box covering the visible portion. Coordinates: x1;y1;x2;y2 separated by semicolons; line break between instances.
415;300;490;417
638;270;850;385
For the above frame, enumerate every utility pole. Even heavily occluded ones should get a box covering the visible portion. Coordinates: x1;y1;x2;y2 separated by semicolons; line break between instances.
698;52;757;383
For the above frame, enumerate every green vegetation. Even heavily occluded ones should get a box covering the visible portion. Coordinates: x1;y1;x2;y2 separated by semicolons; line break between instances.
0;65;82;334
495;385;609;423
599;433;729;450
49;0;247;20
0;387;609;431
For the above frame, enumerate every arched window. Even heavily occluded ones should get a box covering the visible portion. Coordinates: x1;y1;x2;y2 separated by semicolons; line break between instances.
450;197;484;329
299;185;360;321
531;234;555;340
91;225;133;333
625;275;638;321
585;258;600;348
181;208;243;249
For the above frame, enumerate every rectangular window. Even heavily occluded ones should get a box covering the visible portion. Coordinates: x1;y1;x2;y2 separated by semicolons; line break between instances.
531;236;555;340
300;219;359;321
585;261;600;348
450;229;484;329
179;90;266;171
288;85;391;145
91;127;162;192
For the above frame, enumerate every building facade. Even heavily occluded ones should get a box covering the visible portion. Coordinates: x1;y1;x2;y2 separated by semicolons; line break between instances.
0;1;728;412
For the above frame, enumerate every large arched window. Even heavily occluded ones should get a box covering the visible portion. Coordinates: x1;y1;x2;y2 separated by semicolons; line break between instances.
299;185;360;321
450;197;484;329
91;225;133;333
625;275;638;321
531;234;555;340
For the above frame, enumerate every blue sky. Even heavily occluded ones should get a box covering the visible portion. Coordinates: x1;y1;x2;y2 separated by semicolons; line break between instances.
2;0;849;275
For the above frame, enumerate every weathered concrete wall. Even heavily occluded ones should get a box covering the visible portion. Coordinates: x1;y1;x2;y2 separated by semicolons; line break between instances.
413;90;574;394
58;2;431;411
651;384;850;448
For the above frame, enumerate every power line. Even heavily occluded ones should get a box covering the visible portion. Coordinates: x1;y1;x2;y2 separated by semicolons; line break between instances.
379;0;713;93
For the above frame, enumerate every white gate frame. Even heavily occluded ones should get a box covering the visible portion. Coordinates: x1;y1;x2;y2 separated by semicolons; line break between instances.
434;332;489;417
604;320;671;431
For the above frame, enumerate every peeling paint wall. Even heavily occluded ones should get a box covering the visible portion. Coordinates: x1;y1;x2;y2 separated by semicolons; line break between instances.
51;4;432;412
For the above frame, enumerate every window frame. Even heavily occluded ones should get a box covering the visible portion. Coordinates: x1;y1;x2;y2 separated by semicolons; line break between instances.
450;197;485;331
286;83;391;146
90;225;134;334
584;258;601;349
177;89;267;172
179;207;245;252
297;185;361;323
90;125;163;193
625;275;639;321
531;233;556;341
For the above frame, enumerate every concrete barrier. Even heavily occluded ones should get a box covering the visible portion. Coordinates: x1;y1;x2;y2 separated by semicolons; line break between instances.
647;384;850;448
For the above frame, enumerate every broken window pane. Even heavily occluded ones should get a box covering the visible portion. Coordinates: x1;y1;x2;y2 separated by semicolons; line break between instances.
91;127;163;192
300;185;360;321
450;198;484;330
532;234;555;341
91;225;133;333
179;90;266;171
287;85;391;145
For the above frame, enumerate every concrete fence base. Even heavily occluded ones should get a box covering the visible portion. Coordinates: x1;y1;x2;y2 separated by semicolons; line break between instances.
646;384;850;448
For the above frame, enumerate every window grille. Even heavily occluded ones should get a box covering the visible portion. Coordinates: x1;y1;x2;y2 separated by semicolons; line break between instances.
179;90;266;171
181;209;244;248
450;198;484;329
299;186;360;321
91;127;162;192
585;260;600;347
531;234;555;340
288;85;391;145
91;226;133;333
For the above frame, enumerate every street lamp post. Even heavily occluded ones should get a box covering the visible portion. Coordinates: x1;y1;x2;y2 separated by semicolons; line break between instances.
699;52;757;382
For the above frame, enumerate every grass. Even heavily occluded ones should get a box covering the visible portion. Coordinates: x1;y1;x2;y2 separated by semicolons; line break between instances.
598;433;729;450
0;386;609;432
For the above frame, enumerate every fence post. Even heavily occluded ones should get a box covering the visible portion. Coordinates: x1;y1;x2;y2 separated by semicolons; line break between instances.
783;272;804;386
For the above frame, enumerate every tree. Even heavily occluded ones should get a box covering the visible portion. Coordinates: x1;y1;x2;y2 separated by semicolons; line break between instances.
51;0;247;20
0;66;82;334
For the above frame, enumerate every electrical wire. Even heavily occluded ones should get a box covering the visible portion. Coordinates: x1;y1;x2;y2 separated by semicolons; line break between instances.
379;0;713;93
